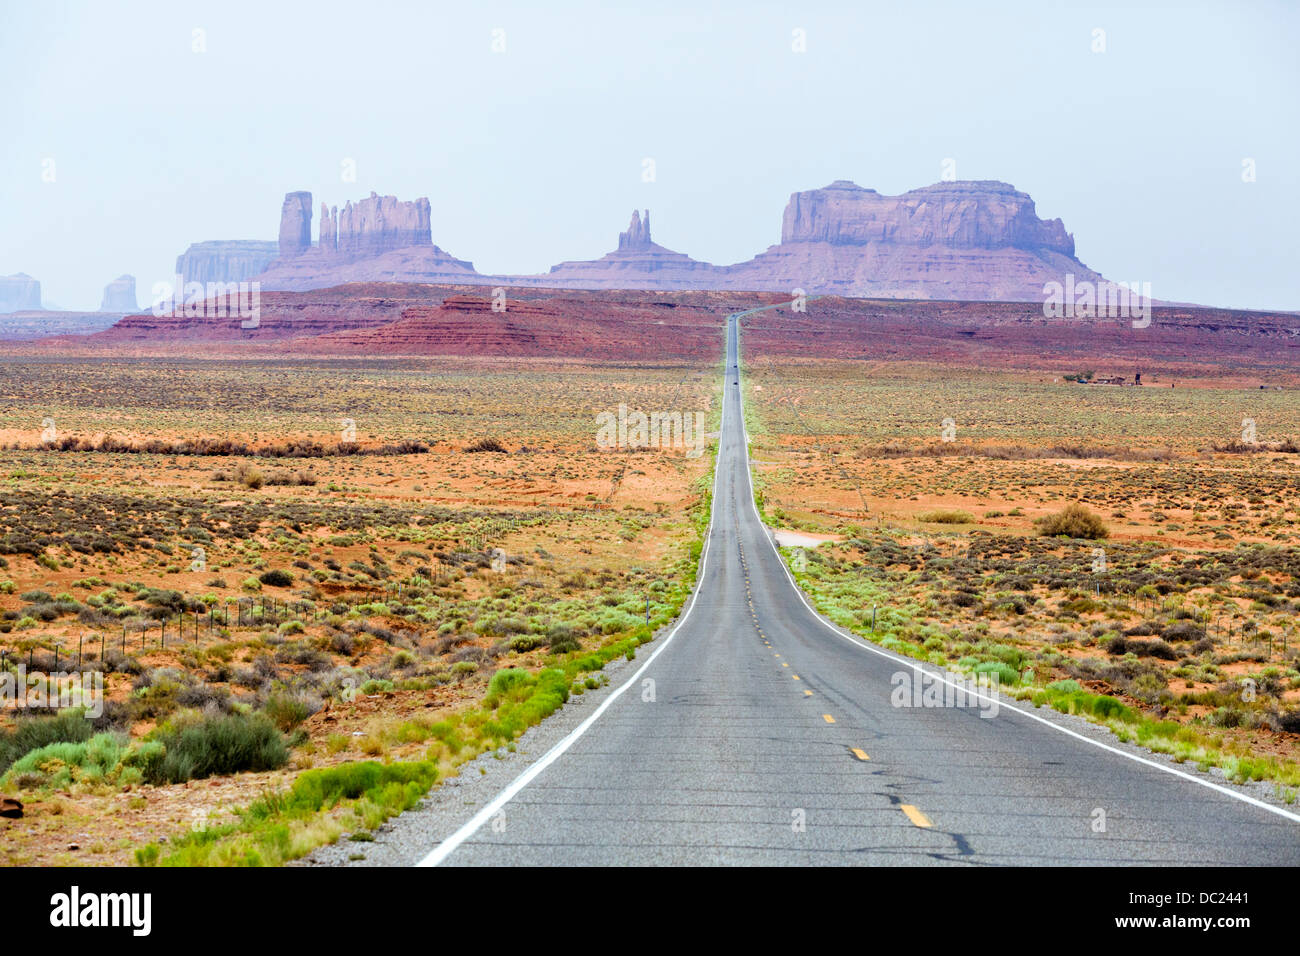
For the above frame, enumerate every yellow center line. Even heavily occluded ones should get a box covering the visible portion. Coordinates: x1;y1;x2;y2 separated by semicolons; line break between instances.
900;805;932;828
781;662;788;667
804;690;812;696
792;674;800;680
822;714;835;724
851;748;870;762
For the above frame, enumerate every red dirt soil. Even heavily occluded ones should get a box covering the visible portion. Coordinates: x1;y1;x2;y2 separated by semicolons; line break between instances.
3;284;1295;380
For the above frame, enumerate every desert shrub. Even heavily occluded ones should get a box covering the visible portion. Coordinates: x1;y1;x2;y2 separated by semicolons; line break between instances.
273;643;331;670
258;569;293;587
1209;706;1245;728
973;661;1020;686
1144;639;1179;661
276;760;437;814
1117;638;1178;660
1162;621;1202;642
918;509;975;524
26;603;59;622
597;609;641;634
265;469;317;487
1;732;127;789
508;634;543;653
1090;695;1129;719
148;712;289;783
1047;679;1083;694
262;691;318;731
486;667;533;703
121;740;166;780
464;437;507;453
546;623;582;654
0;708;95;772
361;623;399;644
175;682;234;712
1035;503;1109;540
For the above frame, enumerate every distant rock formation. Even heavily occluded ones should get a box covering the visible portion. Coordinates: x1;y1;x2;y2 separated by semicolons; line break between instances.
540;209;719;289
85;285;432;343
319;203;336;256
319;192;433;259
256;245;480;292
99;275;138;312
618;210;652;250
0;273;41;313
257;191;468;291
718;180;1103;300
0;311;120;340
278;191;313;258
176;241;279;287
247;180;1110;302
779;180;1074;253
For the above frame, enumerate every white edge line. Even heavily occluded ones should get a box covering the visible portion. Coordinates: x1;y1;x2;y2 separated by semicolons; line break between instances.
415;318;743;867
734;311;1300;827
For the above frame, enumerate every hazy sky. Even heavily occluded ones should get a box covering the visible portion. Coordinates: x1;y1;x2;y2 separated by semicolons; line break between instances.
2;0;1296;311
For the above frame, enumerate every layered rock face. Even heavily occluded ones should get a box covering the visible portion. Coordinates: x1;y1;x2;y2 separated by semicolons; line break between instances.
278;191;313;258
721;180;1103;300
99;275;138;312
779;180;1074;253
175;241;279;287
257;191;461;291
0;273;42;313
256;245;479;292
319;193;433;258
244;180;1106;301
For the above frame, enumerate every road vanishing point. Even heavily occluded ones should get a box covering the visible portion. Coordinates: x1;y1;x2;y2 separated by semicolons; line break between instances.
416;303;1300;866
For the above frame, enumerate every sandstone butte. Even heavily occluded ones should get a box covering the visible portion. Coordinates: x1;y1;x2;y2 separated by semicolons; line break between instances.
98;274;138;313
175;240;279;288
256;192;478;292
237;180;1112;302
0;273;42;313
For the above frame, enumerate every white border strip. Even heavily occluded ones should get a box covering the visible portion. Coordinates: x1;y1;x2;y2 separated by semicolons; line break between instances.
734;312;1300;827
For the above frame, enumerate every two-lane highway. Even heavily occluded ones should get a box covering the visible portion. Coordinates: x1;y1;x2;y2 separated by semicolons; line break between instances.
418;307;1300;866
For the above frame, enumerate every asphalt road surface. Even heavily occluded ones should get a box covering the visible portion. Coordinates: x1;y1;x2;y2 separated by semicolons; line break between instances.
419;305;1300;866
